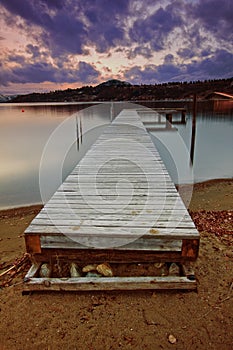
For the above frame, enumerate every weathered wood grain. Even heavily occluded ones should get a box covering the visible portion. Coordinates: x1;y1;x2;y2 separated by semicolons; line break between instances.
24;108;200;289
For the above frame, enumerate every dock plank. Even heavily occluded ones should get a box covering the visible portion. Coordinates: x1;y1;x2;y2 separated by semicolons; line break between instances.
25;109;199;259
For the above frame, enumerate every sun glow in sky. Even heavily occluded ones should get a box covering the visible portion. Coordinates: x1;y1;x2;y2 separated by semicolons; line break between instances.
0;0;232;95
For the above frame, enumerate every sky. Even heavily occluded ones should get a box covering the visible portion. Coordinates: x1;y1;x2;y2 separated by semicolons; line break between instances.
0;0;232;95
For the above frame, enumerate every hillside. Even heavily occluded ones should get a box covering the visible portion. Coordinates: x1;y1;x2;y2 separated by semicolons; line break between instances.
5;78;233;103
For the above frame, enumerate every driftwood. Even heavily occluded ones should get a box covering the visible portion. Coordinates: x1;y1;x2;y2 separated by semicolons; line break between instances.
0;265;15;278
0;253;30;287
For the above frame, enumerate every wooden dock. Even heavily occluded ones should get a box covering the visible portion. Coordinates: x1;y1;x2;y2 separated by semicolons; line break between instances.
23;109;199;291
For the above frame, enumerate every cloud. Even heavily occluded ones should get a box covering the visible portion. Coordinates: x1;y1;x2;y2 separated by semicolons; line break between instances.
75;61;100;83
129;3;183;51
127;46;153;59
0;0;130;55
0;54;100;86
0;64;14;86
26;44;41;59
124;49;233;84
0;0;232;91
0;0;86;54
191;0;233;42
189;49;233;78
177;48;195;60
43;0;64;10
81;0;130;53
124;64;159;85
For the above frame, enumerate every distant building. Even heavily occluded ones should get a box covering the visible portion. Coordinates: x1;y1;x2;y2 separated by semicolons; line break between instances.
205;92;233;100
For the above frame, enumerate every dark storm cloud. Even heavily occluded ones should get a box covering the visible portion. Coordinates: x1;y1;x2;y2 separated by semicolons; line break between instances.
0;0;86;54
177;48;196;60
26;45;41;59
127;46;153;59
124;49;233;84
12;62;57;84
129;3;183;51
42;0;64;10
0;0;231;58
0;0;232;87
1;0;232;56
0;0;41;25
7;54;26;65
124;62;182;84
1;55;100;85
75;61;100;83
189;49;233;78
124;65;159;85
84;0;129;51
0;64;14;86
0;0;130;55
191;0;233;42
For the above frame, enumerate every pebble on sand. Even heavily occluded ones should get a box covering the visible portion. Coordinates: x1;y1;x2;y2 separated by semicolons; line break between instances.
168;334;177;344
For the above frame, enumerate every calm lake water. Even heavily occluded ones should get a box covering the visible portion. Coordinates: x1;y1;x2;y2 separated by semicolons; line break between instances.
0;100;232;209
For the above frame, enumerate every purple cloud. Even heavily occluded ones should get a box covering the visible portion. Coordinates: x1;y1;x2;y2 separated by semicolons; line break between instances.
0;0;85;54
191;0;233;42
124;65;159;85
26;44;41;59
177;48;195;60
75;61;100;84
191;49;233;78
42;0;64;10
127;46;153;59
1;55;100;85
124;49;233;84
129;4;183;51
83;0;130;52
0;0;130;55
0;0;232;89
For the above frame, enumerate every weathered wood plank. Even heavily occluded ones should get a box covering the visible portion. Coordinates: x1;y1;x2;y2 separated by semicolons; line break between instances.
31;217;196;229
37;211;191;221
23;276;197;291
25;225;199;239
24;108;199;273
40;235;182;251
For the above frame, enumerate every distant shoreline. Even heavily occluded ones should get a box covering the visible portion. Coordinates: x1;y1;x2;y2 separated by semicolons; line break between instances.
3;78;233;103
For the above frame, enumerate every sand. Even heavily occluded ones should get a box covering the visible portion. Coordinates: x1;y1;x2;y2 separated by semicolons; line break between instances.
0;179;232;350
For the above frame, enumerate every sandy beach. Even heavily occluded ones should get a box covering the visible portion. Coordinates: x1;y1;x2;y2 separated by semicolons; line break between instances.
0;179;232;349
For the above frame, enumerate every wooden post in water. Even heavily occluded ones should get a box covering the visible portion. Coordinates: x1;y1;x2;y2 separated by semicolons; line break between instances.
166;113;172;129
110;102;114;122
181;110;186;123
75;114;79;151
190;94;197;164
79;116;83;144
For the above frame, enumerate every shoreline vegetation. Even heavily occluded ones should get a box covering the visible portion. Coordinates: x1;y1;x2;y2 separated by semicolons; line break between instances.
2;77;233;103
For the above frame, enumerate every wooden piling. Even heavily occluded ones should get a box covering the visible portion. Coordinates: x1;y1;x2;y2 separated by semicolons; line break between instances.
190;94;197;164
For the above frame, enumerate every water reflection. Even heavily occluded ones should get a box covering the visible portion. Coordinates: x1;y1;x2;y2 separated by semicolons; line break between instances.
0;103;112;209
0;101;135;209
0;100;232;209
144;100;233;184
